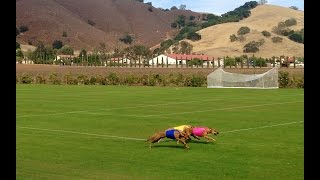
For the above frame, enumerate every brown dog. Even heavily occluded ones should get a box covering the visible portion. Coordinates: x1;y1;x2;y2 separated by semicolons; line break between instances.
191;126;219;142
146;129;190;149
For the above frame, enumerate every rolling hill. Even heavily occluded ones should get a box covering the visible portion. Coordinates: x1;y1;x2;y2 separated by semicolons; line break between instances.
16;1;304;58
187;4;304;58
16;0;201;51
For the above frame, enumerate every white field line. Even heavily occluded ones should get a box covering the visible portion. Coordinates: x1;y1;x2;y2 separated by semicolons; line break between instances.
15;96;260;118
83;101;303;118
17;94;303;118
17;126;146;141
17;121;303;141
220;121;303;134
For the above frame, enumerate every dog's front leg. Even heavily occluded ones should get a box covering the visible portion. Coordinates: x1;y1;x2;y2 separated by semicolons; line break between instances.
192;134;201;140
204;135;215;142
177;138;189;149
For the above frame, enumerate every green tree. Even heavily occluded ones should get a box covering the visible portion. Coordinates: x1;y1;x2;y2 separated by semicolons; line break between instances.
119;35;133;44
179;4;186;10
179;41;193;54
52;40;63;49
288;32;303;43
243;41;260;53
170;6;178;10
16;42;20;49
19;25;29;33
176;15;186;28
16;48;24;57
186;32;201;41
59;45;74;55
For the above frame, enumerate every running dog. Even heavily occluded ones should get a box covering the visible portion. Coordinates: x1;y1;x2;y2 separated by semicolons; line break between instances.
190;126;219;142
157;125;194;144
146;129;190;149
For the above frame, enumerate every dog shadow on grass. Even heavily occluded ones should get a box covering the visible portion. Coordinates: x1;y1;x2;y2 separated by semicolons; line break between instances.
150;145;186;149
187;139;215;144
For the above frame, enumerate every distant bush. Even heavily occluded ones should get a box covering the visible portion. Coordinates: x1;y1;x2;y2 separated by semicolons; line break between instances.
62;31;67;37
19;25;29;33
284;18;297;26
230;34;238;42
189;15;195;21
119;35;133;44
186;32;201;41
87;19;96;26
52;40;63;49
243;41;260;53
16;42;20;49
278;71;289;88
20;74;33;84
261;30;271;37
272;36;283;43
237;26;250;35
289;6;298;10
171;22;177;28
148;7;153;12
288;32;303;43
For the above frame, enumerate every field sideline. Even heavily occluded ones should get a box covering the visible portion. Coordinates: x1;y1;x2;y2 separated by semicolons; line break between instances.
16;84;304;179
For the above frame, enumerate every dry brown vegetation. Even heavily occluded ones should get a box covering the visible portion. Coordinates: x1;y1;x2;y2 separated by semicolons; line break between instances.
16;64;303;77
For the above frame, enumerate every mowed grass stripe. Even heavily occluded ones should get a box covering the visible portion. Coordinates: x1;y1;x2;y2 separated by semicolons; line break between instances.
16;84;303;179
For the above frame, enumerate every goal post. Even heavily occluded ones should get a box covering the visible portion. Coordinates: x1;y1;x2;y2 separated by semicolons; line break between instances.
207;67;279;89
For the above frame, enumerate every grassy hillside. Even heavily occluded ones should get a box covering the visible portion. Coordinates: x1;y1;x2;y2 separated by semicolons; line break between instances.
188;4;304;58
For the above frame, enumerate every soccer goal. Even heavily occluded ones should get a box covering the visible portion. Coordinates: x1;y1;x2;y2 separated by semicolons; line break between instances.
207;67;279;89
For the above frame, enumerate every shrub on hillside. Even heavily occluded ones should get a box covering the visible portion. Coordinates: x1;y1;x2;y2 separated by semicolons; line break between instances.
87;19;96;26
19;25;29;33
272;36;283;43
186;32;201;41
52;40;63;49
288;32;303;43
261;30;271;37
119;35;133;44
284;18;297;27
237;26;250;35
230;34;238;42
243;41;260;53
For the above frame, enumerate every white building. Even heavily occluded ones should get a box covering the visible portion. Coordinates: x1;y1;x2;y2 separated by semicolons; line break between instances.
148;54;177;65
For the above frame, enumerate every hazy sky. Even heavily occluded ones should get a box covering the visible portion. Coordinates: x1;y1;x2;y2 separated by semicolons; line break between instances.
146;0;304;15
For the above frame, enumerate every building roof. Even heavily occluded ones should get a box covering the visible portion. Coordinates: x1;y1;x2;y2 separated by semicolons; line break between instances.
166;54;214;60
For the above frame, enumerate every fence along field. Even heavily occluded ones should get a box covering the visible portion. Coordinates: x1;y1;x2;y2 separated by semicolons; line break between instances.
16;84;304;179
16;64;304;88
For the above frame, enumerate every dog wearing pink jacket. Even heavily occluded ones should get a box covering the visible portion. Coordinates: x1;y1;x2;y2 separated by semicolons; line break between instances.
191;126;219;142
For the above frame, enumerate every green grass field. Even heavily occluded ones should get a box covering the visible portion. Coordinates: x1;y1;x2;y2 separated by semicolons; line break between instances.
16;84;304;180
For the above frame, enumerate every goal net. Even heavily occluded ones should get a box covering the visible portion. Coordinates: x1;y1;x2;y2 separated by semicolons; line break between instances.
207;67;278;89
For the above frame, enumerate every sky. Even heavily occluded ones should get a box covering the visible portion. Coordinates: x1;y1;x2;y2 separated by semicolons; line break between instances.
146;0;304;15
